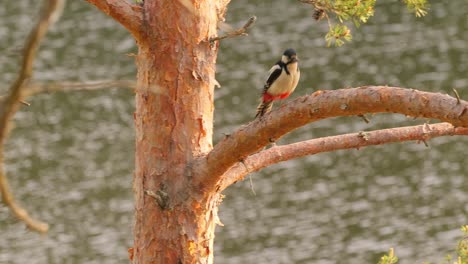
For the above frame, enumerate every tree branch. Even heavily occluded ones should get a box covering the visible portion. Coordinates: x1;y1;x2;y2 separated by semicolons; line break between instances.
193;86;468;193
219;123;468;190
23;80;136;97
85;0;144;42
0;80;136;103
0;0;64;233
209;16;257;42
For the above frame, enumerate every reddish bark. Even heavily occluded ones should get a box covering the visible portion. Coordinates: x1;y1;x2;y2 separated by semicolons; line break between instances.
132;1;223;263
193;87;468;193
87;0;226;262
220;123;468;190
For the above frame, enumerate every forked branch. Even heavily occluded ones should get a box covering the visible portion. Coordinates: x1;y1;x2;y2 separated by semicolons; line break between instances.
0;0;64;233
85;0;143;42
193;86;468;192
219;122;468;190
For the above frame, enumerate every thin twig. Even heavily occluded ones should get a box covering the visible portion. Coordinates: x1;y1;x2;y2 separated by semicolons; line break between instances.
297;0;317;4
248;175;256;196
452;88;461;104
358;114;370;123
0;0;64;233
210;16;257;42
20;100;31;106
23;80;136;97
0;80;135;103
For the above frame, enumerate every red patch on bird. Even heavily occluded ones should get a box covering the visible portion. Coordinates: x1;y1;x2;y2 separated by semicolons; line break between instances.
263;92;291;102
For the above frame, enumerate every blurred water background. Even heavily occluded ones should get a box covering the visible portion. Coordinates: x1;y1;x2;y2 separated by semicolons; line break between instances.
0;1;467;263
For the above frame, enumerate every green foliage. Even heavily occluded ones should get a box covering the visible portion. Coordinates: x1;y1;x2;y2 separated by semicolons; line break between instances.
378;248;398;264
331;0;376;25
377;226;468;264
445;254;454;264
325;24;352;46
300;0;429;46
457;226;468;263
443;226;468;264
401;0;429;17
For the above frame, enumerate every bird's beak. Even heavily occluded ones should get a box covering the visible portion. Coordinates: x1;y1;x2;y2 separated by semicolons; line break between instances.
291;56;299;62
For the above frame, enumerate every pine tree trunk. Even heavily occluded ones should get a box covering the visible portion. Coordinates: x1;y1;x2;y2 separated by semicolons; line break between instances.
132;1;224;263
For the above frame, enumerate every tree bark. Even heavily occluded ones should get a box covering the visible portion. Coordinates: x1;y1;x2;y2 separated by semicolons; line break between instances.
192;87;468;193
220;122;468;190
85;1;230;262
131;1;224;263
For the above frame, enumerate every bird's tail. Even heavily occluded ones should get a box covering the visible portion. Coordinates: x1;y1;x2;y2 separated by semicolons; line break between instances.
255;100;273;118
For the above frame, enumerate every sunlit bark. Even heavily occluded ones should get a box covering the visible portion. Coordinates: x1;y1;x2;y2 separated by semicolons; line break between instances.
193;87;468;193
131;1;223;263
220;123;468;190
84;0;230;262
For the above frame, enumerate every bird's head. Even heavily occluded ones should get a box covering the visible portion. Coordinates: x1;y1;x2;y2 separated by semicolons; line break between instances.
281;48;298;64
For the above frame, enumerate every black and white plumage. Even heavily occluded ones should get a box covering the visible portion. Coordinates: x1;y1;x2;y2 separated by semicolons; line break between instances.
256;48;301;118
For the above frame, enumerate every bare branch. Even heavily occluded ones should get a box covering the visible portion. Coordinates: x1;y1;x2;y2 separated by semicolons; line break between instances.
0;0;64;233
192;86;468;192
219;123;468;190
0;80;136;103
209;16;257;42
85;0;144;42
23;80;136;97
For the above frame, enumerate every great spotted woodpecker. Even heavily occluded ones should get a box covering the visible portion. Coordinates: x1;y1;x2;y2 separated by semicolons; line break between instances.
256;48;300;118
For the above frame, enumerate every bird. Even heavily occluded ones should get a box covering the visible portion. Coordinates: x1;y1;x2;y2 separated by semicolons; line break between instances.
256;48;300;118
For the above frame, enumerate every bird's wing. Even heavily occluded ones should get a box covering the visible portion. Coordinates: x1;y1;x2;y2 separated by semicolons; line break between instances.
263;63;283;93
